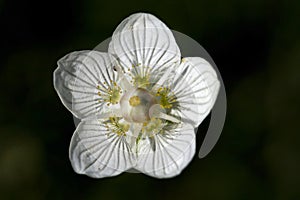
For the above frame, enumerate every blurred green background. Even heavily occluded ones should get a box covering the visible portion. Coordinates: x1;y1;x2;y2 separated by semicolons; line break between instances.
0;0;299;199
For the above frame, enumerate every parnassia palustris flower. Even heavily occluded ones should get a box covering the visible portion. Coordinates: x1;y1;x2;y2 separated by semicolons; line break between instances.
53;13;220;178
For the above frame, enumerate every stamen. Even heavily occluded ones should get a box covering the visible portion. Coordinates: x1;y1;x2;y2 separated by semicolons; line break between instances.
142;118;163;137
114;65;134;91
129;64;151;88
154;112;180;123
97;82;121;105
155;87;177;109
105;116;130;136
133;74;150;88
149;104;180;123
130;123;143;151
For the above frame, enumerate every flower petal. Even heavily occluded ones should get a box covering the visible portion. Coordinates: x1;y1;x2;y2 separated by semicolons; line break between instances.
108;13;181;84
135;123;195;178
54;51;120;119
171;57;220;127
69;119;136;178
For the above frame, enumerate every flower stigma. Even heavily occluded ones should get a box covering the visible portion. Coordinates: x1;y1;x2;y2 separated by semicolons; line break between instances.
129;96;141;106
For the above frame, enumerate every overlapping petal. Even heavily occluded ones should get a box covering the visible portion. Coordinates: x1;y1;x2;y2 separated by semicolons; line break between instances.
170;57;220;127
135;123;195;178
108;13;181;83
69;119;136;178
54;51;119;119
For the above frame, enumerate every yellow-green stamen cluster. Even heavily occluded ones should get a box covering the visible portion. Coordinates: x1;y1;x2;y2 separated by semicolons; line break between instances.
105;117;129;136
133;75;150;88
97;81;122;106
128;64;151;89
155;87;177;109
142;118;163;137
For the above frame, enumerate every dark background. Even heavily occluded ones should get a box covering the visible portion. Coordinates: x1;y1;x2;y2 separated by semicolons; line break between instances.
0;0;299;199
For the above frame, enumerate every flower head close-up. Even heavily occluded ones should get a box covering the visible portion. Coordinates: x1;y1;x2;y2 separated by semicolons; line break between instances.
53;13;220;178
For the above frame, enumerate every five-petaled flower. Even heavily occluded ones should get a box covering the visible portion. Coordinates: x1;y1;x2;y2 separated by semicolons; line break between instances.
53;13;220;178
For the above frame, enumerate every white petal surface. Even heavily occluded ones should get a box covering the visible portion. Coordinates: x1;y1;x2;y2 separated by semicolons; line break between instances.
171;57;220;127
135;123;195;178
54;51;119;119
69;119;135;178
108;13;181;83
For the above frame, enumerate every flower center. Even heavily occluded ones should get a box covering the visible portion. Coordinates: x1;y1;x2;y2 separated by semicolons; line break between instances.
120;88;157;123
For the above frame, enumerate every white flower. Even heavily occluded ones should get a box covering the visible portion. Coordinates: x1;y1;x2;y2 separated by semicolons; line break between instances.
53;13;220;178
